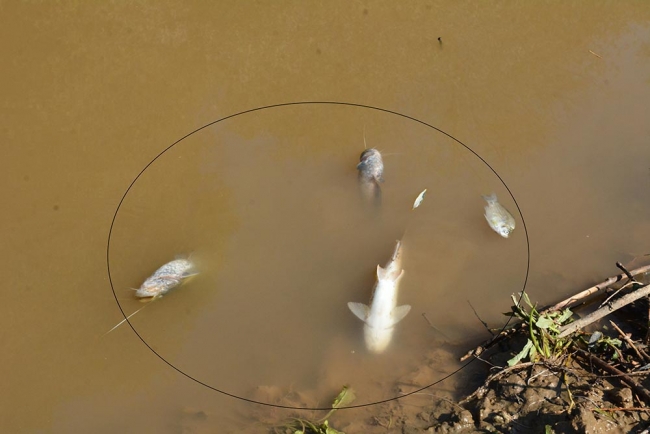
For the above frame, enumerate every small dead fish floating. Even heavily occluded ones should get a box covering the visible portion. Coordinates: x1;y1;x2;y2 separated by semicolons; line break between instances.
482;193;515;238
135;258;197;299
357;148;384;208
105;258;198;335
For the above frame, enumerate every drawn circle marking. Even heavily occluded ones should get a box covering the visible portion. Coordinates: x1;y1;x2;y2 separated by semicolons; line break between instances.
106;101;530;410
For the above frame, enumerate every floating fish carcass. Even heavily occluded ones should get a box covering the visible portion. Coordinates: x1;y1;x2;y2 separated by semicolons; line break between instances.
135;258;197;299
348;240;411;354
482;193;515;238
357;148;384;208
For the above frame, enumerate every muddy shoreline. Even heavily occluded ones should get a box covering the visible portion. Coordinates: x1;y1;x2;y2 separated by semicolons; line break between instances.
234;265;650;434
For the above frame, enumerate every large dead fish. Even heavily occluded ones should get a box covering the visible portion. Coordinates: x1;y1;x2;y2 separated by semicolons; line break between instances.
357;148;384;208
348;240;411;354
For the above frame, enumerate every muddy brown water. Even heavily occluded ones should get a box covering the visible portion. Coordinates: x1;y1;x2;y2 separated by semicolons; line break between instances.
2;2;650;433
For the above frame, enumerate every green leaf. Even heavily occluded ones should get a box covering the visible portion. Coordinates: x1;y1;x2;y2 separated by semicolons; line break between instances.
332;386;356;409
557;309;573;324
323;420;345;434
508;339;533;366
529;344;538;362
536;316;554;329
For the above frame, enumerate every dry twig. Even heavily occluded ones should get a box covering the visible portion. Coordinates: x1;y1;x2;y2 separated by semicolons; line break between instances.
546;264;650;313
609;320;650;363
557;283;650;338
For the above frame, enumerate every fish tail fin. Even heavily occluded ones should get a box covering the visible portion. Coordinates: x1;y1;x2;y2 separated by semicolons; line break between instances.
481;193;497;204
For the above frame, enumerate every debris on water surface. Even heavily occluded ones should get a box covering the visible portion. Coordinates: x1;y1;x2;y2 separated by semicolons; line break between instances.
135;258;197;298
357;147;384;209
412;188;427;210
482;193;515;238
105;257;198;335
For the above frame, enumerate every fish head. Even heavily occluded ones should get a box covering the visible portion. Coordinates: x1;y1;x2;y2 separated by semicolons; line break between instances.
357;149;384;181
497;226;513;238
135;278;168;298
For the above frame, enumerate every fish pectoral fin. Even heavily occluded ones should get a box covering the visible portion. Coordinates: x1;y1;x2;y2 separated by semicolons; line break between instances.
348;302;370;322
390;304;412;326
376;265;387;280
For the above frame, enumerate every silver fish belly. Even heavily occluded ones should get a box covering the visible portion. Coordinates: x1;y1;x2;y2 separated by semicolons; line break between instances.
482;193;515;238
357;148;384;208
135;258;197;298
348;240;411;354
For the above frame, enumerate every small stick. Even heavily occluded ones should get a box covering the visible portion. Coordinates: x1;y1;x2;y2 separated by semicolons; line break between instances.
609;320;650;363
460;327;519;362
467;300;494;336
599;280;641;309
545;264;650;313
575;348;650;406
104;300;154;335
589;50;603;59
421;313;450;340
557;283;650;338
616;262;638;283
596;407;650;412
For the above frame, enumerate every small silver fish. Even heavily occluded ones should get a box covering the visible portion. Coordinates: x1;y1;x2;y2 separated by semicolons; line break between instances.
357;148;384;208
135;258;197;298
482;193;515;238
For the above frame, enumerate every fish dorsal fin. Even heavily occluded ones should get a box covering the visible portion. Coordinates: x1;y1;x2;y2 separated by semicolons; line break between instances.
376;265;387;280
390;304;412;326
348;302;370;322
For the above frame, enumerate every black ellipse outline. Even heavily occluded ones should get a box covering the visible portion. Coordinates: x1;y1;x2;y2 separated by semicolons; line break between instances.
107;101;529;411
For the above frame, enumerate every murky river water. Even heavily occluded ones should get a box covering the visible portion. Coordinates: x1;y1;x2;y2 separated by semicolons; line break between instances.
2;2;650;433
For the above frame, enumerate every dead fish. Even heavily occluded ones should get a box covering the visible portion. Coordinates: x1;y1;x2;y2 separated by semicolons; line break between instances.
104;258;197;335
348;240;411;354
357;148;384;207
482;193;515;238
135;258;197;298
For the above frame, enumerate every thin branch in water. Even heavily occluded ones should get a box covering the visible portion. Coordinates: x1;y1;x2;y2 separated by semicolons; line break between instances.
557;283;650;339
545;264;650;313
599;280;641;309
467;300;494;336
422;312;450;340
616;262;638;283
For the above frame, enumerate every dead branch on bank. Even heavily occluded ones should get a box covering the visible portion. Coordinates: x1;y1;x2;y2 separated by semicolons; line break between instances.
557;283;650;338
546;264;650;313
461;263;650;362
